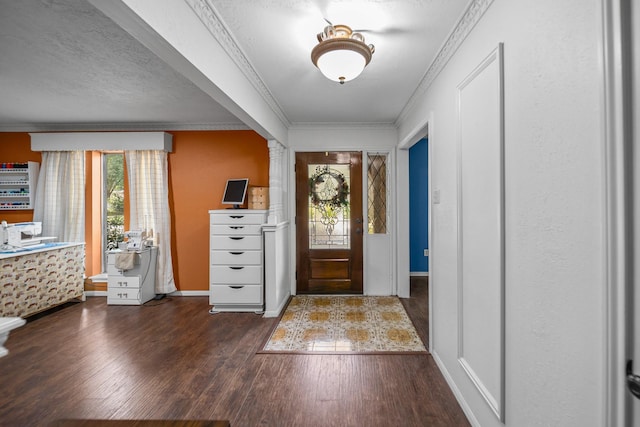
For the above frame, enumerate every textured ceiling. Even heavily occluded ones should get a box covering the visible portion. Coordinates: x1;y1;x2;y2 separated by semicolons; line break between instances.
0;0;471;131
0;0;243;130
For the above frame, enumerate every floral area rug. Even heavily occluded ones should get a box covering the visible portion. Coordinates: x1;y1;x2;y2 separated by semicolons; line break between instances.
259;295;427;354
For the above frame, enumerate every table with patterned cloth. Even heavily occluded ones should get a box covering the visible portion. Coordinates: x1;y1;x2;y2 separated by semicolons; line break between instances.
0;242;85;317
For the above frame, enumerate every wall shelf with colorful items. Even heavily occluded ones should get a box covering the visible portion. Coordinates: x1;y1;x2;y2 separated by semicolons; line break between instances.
0;162;39;210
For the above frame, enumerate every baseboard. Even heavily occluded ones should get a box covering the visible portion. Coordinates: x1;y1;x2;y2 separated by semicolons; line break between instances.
88;273;108;282
169;290;209;297
264;294;290;318
410;271;429;277
431;350;480;427
87;290;209;297
85;291;107;297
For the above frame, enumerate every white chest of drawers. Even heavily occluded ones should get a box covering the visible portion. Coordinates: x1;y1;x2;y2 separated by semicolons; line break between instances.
209;209;267;313
107;247;158;305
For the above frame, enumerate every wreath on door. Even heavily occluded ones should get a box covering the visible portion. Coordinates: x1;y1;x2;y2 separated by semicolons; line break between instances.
309;166;350;236
308;166;349;210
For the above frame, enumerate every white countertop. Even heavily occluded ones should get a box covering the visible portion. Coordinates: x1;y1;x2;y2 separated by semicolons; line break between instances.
0;242;84;260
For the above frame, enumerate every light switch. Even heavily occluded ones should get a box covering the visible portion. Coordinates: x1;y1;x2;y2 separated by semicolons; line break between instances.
424;249;429;257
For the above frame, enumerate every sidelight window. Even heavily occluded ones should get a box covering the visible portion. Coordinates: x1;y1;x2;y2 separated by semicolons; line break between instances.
367;153;387;234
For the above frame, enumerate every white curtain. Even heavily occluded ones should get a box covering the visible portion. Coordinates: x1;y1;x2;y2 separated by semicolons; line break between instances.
33;151;85;242
125;150;176;294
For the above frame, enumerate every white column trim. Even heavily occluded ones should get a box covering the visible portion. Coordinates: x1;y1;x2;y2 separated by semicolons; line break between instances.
267;139;285;225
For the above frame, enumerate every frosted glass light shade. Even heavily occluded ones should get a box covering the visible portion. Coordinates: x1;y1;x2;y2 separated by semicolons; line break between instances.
311;24;374;84
316;49;367;83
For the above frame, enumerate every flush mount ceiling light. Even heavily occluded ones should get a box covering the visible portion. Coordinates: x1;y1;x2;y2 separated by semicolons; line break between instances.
311;24;375;84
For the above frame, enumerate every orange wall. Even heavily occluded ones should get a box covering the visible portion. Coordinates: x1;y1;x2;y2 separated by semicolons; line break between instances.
0;130;269;292
168;131;269;291
0;134;101;276
0;133;41;223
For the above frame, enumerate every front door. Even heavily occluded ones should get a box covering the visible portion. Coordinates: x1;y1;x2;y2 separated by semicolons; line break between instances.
295;151;363;294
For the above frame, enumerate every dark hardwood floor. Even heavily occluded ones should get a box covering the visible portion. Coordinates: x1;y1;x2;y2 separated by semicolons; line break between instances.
0;277;469;427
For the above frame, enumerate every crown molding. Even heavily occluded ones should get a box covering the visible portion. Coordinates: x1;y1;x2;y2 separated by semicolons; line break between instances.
0;122;251;133
396;0;495;127
184;0;291;128
289;122;398;131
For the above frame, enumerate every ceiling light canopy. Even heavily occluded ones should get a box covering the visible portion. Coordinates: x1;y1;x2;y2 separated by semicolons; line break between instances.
311;24;375;84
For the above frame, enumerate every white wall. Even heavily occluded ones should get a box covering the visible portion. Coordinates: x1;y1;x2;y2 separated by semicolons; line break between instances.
287;125;403;296
398;0;605;425
288;125;397;151
263;222;290;317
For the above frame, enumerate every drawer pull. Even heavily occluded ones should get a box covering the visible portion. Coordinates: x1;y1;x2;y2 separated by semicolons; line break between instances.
229;251;244;255
230;266;244;270
229;226;244;230
229;215;245;219
229;236;245;241
229;285;244;289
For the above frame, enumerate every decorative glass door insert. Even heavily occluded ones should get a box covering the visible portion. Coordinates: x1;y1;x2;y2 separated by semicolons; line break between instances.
308;164;351;249
367;153;387;234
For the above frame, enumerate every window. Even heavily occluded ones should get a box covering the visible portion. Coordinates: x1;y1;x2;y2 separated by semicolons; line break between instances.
103;152;125;268
367;153;387;234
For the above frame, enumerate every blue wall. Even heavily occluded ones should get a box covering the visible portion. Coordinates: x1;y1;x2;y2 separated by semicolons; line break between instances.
409;138;429;272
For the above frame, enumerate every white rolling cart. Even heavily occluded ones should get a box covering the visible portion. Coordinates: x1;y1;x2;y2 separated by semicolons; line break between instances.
107;247;158;305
